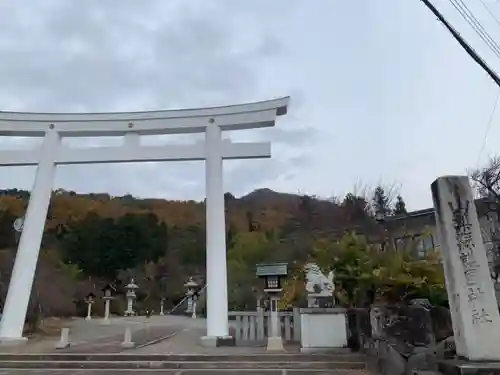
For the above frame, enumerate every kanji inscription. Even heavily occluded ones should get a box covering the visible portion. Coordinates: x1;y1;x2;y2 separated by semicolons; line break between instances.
449;186;492;325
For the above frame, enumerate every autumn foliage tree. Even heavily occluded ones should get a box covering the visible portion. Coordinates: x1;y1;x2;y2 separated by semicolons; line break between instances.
0;185;436;320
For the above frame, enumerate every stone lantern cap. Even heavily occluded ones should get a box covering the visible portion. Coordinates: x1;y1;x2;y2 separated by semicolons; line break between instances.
85;292;96;302
102;283;116;299
101;283;116;293
184;277;198;289
125;278;139;290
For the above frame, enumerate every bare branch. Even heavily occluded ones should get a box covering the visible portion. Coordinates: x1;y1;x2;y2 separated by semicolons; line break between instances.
469;155;500;200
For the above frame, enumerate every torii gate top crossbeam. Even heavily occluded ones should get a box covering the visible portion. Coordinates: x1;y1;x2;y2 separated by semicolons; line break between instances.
0;97;289;137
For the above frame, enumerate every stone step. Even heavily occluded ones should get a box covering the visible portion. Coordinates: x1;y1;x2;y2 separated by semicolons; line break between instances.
0;360;366;370
0;370;367;375
0;353;367;363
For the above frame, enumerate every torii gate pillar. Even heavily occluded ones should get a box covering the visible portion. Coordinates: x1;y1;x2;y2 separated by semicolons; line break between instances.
0;130;59;343
203;124;230;341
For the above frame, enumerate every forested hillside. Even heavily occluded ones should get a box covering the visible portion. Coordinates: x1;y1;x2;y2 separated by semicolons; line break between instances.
0;186;445;323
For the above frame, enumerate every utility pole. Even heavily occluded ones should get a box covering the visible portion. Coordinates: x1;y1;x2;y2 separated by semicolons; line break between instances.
420;0;500;88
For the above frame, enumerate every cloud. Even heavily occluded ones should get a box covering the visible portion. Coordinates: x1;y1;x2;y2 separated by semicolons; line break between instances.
0;0;492;212
0;0;310;200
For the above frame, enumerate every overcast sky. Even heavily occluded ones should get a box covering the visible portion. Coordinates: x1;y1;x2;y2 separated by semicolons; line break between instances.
0;0;500;211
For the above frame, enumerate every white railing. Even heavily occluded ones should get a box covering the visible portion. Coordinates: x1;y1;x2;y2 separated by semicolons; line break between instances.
228;307;301;343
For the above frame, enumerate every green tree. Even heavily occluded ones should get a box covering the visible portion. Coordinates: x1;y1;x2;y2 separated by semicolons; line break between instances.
226;222;236;249
393;195;407;215
372;186;391;218
61;212;167;279
168;224;205;273
227;231;276;309
312;233;446;307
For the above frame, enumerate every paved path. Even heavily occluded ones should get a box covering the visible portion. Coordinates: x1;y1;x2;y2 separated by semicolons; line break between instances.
64;315;201;353
0;315;300;355
130;319;303;354
132;325;266;354
0;315;201;354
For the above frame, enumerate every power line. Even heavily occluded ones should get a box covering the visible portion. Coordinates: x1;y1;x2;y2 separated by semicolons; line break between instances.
478;0;500;31
420;0;500;88
449;0;500;58
455;0;500;54
450;0;500;57
448;0;500;161
476;88;500;166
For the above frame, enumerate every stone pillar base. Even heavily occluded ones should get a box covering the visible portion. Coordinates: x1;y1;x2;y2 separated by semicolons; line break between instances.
0;337;28;347
266;336;285;352
200;335;235;347
300;347;335;353
55;342;70;349
438;360;500;375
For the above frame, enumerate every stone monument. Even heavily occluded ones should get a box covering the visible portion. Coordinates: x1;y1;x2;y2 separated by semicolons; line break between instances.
431;176;500;362
304;263;335;308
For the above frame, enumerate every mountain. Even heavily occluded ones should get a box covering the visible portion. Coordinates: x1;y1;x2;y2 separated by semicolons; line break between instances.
239;188;301;206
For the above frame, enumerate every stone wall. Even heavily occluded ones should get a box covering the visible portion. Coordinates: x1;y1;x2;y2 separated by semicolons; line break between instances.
347;302;455;375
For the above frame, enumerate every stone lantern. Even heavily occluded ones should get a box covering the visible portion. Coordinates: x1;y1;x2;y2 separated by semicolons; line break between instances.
101;283;116;324
256;262;288;352
84;292;96;321
184;277;199;319
124;278;139;316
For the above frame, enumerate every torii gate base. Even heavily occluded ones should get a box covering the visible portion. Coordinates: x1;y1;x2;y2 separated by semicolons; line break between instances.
0;97;289;346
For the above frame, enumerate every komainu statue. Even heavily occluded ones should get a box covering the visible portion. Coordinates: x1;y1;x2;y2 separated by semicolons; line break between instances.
304;263;335;307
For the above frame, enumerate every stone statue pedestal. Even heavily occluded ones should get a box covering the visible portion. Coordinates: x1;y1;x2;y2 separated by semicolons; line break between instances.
299;308;347;351
307;293;334;309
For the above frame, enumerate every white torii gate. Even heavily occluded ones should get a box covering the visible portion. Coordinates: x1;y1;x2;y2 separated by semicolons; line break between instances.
0;97;290;345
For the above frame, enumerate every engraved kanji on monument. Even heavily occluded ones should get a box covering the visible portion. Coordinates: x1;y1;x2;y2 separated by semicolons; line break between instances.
431;176;500;360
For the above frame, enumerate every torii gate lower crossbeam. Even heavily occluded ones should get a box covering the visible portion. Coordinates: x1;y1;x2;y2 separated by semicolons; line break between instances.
0;97;290;346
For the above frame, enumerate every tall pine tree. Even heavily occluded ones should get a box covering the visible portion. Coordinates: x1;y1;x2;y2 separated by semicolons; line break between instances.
372;186;391;218
393;195;407;215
